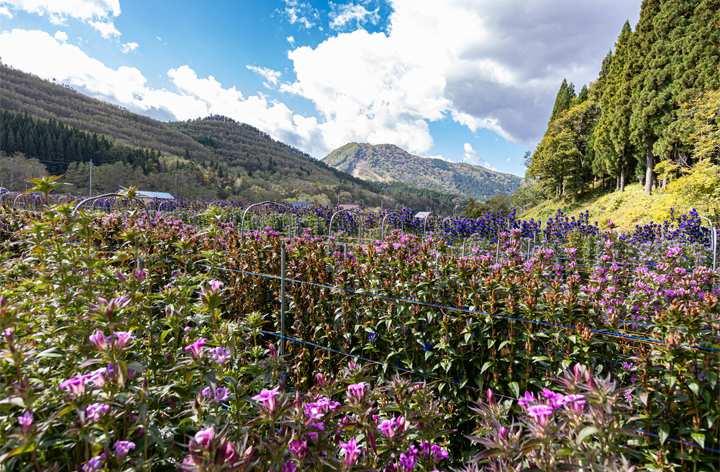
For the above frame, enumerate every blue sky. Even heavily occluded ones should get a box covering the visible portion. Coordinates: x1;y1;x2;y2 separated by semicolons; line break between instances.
0;0;641;177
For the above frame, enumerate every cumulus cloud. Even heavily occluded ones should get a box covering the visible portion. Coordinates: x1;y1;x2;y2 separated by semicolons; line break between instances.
329;2;380;30
286;35;294;45
88;20;120;38
280;0;640;154
120;41;138;54
278;0;319;29
53;30;68;42
463;143;495;171
246;65;282;89
0;0;120;22
0;29;206;121
0;5;13;18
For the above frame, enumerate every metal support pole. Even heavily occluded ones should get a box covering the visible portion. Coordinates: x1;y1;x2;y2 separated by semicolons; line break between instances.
495;238;500;264
280;243;286;356
462;242;466;258
343;243;347;259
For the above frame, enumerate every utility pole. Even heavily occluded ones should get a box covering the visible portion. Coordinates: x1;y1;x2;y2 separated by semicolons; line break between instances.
89;159;93;197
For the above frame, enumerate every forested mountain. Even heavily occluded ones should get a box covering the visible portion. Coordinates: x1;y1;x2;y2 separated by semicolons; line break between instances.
323;143;522;201
527;0;720;201
0;63;463;211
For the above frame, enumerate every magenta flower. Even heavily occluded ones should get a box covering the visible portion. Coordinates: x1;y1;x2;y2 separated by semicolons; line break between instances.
282;463;299;472
195;426;215;449
252;386;281;412
339;437;362;466
308;422;324;442
114;440;135;460
486;388;495;405
378;417;404;438
289;438;307;459
18;411;33;435
184;338;207;358
399;451;416;470
527;405;554;425
214;387;229;403
430;444;449;463
89;330;109;350
518;391;535;408
86;403;111;422
226;441;239;463
209;347;230;365
347;382;368;402
113;331;133;350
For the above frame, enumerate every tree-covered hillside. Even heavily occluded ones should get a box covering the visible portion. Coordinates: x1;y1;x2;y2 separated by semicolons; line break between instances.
526;0;719;201
0;63;464;211
323;143;522;202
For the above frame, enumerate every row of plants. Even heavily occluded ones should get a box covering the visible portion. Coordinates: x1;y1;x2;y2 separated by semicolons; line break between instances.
0;196;718;470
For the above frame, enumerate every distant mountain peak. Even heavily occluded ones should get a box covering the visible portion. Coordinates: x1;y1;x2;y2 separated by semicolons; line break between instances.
322;143;522;201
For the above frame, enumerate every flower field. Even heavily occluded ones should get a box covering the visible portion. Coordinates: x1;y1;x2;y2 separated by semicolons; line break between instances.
0;192;719;471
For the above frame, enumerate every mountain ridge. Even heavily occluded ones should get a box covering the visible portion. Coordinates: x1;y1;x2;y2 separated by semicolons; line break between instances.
323;142;522;201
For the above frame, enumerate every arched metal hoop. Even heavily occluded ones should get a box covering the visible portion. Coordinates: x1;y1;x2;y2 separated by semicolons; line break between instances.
71;193;153;224
421;212;440;236
380;211;405;240
240;201;296;239
329;209;361;238
697;215;717;271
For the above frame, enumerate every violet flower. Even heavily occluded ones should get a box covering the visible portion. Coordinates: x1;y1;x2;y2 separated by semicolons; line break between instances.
252;386;281;412
86;403;111;422
184;338;207;359
89;330;109;350
18;411;33;435
113;331;133;350
114;440;135;460
209;347;230;365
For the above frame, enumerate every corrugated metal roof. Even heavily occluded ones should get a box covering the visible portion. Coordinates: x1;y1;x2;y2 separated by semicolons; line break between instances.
291;201;314;208
135;191;175;199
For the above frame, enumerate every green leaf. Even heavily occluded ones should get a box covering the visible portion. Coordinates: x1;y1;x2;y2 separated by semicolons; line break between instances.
0;442;35;463
658;425;670;445
690;432;705;449
480;361;493;374
576;426;598;447
688;381;700;397
509;382;520;399
35;347;64;358
160;329;173;342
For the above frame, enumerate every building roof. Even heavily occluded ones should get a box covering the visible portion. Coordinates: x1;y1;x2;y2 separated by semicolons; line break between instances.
414;211;434;219
291;201;314;208
338;204;361;210
134;190;175;200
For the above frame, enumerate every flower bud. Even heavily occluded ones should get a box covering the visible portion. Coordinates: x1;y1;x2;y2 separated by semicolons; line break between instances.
316;372;326;387
268;344;278;358
487;388;495;406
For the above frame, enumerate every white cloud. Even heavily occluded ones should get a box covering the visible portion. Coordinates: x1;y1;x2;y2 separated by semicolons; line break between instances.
279;0;319;29
0;29;207;121
121;42;138;54
329;2;380;30
0;5;13;18
0;0;120;21
246;65;281;89
53;30;68;42
463;143;496;170
286;35;294;45
278;0;641;156
88;20;120;39
156;36;161;41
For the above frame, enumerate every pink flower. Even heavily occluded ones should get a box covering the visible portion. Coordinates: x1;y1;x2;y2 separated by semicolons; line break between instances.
308;422;324;442
89;330;109;350
518;391;535;408
59;376;86;395
562;394;586;414
527;405;554;426
339;437;362;466
209;280;224;293
430;444;448;464
347;382;368;402
282;463;299;472
18;411;33;435
399;451;416;470
378;417;404;438
194;426;215;449
113;331;133;350
184;338;207;358
225;442;239;463
252;386;281;412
